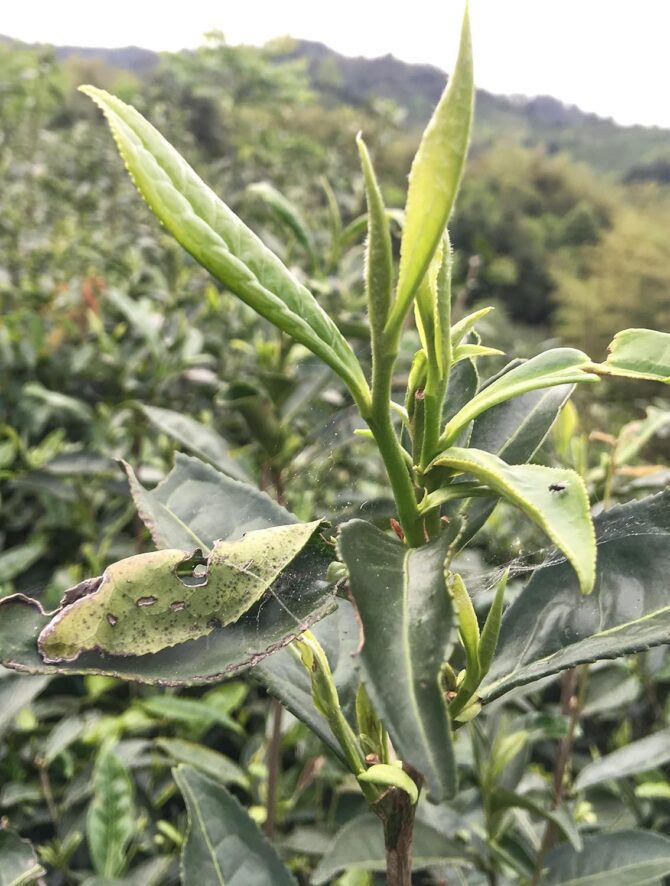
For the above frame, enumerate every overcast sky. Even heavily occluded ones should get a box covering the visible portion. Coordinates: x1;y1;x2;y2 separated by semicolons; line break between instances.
3;1;670;128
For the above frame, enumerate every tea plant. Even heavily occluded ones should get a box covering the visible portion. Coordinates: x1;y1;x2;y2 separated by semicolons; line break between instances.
2;6;670;884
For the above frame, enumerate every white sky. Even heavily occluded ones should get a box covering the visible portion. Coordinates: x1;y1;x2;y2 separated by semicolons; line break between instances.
3;1;670;128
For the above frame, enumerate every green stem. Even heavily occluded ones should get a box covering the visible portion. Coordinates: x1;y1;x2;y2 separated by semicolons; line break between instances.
365;332;424;546
368;410;423;547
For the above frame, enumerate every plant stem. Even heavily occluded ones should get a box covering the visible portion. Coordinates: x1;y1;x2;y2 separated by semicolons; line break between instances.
264;698;283;839
531;665;588;885
368;410;422;546
373;783;418;886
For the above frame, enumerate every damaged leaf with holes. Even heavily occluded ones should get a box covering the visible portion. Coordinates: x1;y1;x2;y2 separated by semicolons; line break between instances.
38;520;324;662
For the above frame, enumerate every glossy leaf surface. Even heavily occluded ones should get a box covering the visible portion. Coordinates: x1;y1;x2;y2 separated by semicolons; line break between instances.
482;491;670;700
338;521;456;800
174;765;296;885
432;447;595;594
81;86;369;403
157;738;248;788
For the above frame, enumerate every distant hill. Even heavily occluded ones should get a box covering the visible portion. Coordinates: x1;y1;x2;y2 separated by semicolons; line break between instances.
284;39;670;178
3;33;669;178
54;43;159;74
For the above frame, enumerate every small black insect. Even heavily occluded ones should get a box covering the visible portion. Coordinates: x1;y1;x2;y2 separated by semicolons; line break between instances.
549;483;567;493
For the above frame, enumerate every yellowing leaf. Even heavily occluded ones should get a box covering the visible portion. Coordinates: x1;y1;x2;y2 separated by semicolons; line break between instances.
38;521;322;662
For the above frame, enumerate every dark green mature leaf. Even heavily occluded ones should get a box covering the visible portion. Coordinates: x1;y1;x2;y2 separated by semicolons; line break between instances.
0;668;49;737
81;86;369;405
482;491;670;701
432;448;595;594
174;765;296;885
87;746;135;878
338;522;456;800
575;726;670;791
390;5;473;329
0;831;45;886
139;404;251;482
123;453;294;552
594;328;670;384
439;349;597;448
543;829;670;885
311;812;467;884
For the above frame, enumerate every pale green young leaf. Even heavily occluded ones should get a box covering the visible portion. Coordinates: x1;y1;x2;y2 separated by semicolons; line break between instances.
388;3;474;334
593;328;670;383
430;448;595;594
439;348;598;448
452;343;505;363
414;240;443;364
478;569;508;679
356;133;393;342
446;573;480;677
358;763;419;805
446;572;481;718
38;520;322;662
87;746;135;878
450;306;494;346
80;86;370;406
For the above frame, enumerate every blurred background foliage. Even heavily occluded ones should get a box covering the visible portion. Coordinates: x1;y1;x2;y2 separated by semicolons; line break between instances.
0;32;669;883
